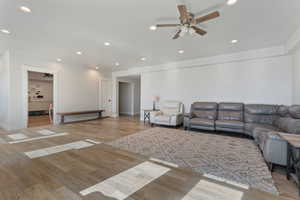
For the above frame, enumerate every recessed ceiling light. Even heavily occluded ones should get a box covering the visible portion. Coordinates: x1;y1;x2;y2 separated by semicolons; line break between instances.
141;57;147;61
0;29;10;34
20;6;32;13
227;0;238;6
76;51;82;55
149;25;157;31
178;50;184;54
56;58;62;62
231;39;238;44
104;42;111;46
115;62;120;66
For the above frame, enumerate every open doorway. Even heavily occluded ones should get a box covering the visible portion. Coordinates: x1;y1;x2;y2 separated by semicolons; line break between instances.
118;75;141;117
27;71;53;127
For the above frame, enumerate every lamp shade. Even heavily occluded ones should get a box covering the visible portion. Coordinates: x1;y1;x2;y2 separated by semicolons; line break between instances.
153;96;160;102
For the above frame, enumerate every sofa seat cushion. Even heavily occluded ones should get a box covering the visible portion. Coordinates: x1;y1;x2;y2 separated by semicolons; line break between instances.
190;118;214;127
155;115;171;123
245;123;279;136
215;120;244;129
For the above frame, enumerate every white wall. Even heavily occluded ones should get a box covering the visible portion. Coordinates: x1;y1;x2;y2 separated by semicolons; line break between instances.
141;56;292;112
0;51;10;129
112;47;293;118
119;82;133;115
2;50;108;130
293;47;300;104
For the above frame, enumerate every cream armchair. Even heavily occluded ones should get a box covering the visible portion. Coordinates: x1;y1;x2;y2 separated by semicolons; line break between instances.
150;101;184;127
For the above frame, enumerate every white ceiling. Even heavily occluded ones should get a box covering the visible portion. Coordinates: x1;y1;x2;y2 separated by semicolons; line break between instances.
1;0;300;71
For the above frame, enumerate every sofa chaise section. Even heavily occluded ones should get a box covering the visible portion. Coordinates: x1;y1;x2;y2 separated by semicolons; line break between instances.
253;105;300;167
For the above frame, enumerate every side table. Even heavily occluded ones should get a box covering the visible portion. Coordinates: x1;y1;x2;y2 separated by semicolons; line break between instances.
279;133;300;196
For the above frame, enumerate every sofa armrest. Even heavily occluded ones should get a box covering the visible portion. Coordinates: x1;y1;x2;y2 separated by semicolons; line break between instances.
150;111;163;118
268;131;286;140
184;113;193;119
263;132;288;166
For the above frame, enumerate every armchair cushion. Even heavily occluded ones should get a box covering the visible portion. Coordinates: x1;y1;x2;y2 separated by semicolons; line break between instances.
161;101;182;115
155;115;172;123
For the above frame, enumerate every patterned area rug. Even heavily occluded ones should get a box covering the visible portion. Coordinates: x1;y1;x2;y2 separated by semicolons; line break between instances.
107;127;278;194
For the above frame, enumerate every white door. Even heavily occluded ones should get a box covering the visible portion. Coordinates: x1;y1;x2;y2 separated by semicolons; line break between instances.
100;80;112;117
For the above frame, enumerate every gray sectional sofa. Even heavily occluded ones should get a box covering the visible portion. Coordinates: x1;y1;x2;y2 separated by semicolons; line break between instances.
184;102;300;168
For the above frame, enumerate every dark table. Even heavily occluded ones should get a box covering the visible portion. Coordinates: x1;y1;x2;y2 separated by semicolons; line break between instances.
280;133;300;196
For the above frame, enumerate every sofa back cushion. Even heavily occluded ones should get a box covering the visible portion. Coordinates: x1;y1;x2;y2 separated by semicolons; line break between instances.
275;118;300;134
191;102;218;120
278;105;290;117
289;105;300;119
275;105;300;134
244;104;279;125
161;101;182;115
218;102;244;121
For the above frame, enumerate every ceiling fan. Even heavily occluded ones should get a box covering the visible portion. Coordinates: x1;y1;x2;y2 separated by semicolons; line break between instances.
156;5;220;39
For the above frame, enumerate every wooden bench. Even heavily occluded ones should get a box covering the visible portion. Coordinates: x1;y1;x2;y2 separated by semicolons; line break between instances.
57;110;104;124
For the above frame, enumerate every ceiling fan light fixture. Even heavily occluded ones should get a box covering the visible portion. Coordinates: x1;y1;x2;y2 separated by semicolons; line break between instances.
178;50;184;54
0;29;10;34
227;0;238;6
149;25;157;31
20;6;32;13
189;28;196;35
181;25;189;33
56;58;62;62
231;39;238;44
179;31;185;37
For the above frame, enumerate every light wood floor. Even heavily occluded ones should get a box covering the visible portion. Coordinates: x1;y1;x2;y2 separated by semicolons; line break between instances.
0;116;298;200
28;115;52;128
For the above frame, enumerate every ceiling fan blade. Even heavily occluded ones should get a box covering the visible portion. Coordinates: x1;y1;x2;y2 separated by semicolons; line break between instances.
156;24;181;28
192;26;207;36
172;30;181;39
195;11;220;24
177;5;189;23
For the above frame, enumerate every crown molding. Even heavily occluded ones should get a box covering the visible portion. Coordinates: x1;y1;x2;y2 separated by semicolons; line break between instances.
113;45;287;78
